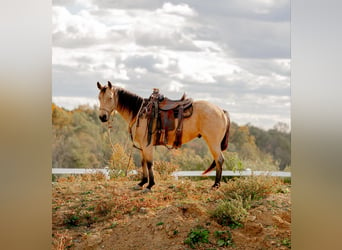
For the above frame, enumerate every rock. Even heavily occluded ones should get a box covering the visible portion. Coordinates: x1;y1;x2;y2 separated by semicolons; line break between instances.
87;233;102;247
140;207;148;214
247;215;256;222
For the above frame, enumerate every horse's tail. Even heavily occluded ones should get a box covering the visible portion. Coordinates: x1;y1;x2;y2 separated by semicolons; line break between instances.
202;110;230;176
220;110;230;151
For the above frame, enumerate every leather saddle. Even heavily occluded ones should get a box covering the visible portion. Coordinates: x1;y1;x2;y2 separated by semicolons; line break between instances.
158;93;193;111
142;88;193;148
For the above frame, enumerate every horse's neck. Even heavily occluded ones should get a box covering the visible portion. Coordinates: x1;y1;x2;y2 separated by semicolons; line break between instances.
115;88;143;124
116;108;133;124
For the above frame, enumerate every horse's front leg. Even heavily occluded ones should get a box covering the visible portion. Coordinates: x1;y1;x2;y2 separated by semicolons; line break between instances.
143;147;155;191
134;147;155;192
133;158;148;190
146;160;155;190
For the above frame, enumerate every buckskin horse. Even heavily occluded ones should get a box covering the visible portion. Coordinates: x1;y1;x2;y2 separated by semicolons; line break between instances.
97;81;230;192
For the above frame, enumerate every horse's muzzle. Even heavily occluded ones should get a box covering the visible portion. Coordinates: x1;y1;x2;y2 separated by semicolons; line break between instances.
99;114;108;122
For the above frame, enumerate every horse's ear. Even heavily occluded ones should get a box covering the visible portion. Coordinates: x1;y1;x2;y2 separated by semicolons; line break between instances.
108;81;112;89
97;82;103;90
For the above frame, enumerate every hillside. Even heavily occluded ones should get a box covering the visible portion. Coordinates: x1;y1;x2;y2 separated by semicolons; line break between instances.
52;104;291;173
52;175;291;249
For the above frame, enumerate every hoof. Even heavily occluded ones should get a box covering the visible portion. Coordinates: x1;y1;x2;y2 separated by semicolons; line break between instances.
142;188;152;193
133;185;143;191
211;183;220;189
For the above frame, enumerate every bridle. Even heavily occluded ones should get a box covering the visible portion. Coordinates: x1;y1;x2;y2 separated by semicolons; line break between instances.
99;107;113;114
99;88;118;115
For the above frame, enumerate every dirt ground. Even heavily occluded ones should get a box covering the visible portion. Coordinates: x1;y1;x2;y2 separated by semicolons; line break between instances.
52;175;291;249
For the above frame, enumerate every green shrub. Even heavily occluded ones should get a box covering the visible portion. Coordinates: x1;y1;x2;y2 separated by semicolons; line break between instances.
211;176;282;228
214;230;234;247
64;213;80;228
184;226;210;248
223;176;281;202
211;197;248;228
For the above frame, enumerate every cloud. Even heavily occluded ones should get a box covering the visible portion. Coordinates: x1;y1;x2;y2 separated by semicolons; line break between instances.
52;0;291;129
158;2;197;17
168;80;184;92
52;96;98;110
91;0;161;10
131;3;199;51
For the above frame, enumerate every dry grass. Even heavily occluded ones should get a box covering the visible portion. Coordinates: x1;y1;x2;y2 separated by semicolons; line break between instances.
52;175;290;249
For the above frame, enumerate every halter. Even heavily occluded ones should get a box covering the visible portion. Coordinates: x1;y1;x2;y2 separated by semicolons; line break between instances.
99;107;113;114
99;87;118;115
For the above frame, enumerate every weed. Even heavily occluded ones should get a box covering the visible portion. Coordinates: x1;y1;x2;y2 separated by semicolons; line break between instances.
81;190;93;195
53;231;73;250
281;238;291;248
53;206;61;211
95;201;112;216
184;226;210;249
214;230;234;247
64;213;80;228
153;161;179;180
156;221;164;226
86;206;95;211
211;176;282;228
210;198;248;228
223;176;281;202
106;222;118;229
267;200;277;208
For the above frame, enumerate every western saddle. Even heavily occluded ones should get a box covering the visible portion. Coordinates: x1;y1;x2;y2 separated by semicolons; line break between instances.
138;88;193;148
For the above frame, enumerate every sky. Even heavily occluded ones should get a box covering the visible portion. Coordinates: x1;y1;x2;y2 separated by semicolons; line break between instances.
52;0;290;130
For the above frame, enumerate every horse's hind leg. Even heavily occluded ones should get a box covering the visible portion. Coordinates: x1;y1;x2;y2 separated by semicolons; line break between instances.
206;143;224;188
213;153;224;188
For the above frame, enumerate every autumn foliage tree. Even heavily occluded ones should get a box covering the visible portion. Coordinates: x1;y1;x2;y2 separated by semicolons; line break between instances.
52;104;290;172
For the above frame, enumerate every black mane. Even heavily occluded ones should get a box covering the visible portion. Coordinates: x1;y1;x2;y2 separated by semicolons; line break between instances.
116;88;144;118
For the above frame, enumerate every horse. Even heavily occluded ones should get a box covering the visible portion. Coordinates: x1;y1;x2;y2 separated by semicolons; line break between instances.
97;81;230;192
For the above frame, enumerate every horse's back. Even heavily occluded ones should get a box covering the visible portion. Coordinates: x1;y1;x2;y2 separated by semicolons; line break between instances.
192;100;228;126
181;100;228;144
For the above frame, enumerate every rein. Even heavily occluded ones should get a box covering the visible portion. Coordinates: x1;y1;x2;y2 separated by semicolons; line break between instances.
106;112;134;173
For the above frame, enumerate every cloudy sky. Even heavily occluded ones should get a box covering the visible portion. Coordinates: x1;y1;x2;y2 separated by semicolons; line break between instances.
52;0;290;130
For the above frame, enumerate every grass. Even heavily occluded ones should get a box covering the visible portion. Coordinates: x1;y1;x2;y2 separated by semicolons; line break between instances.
210;198;248;228
210;176;283;228
52;175;290;249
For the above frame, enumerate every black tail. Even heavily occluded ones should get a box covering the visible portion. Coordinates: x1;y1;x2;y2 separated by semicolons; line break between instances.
220;110;230;151
202;160;216;175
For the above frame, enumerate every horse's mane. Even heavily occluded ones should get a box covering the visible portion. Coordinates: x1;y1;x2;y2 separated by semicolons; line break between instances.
116;88;144;118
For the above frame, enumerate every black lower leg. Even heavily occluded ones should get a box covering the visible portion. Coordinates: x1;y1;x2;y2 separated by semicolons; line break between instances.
138;159;148;187
213;156;224;188
146;161;155;189
138;177;148;186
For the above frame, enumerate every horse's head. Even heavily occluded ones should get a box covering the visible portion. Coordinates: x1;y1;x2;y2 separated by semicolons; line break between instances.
97;81;117;122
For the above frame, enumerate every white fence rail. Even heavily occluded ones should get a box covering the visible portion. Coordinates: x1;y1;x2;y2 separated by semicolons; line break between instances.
171;170;291;180
52;168;290;180
52;168;110;180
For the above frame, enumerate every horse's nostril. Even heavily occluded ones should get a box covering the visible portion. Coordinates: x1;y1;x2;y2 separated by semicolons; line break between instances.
99;115;108;122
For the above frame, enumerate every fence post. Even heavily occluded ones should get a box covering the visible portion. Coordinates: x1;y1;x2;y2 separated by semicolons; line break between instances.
104;167;110;180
